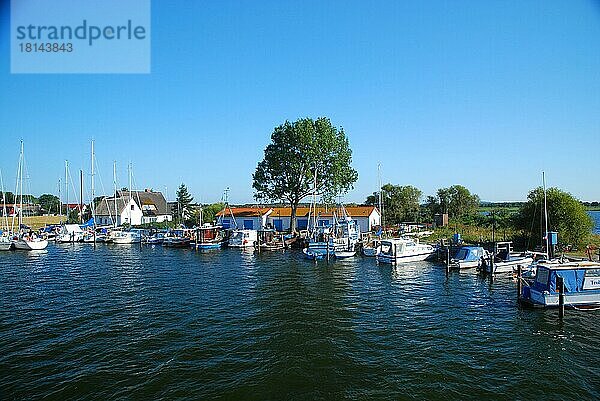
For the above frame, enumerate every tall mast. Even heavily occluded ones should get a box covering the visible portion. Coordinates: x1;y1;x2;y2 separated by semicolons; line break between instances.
543;171;549;258
91;140;95;225
378;163;383;230
65;160;69;222
0;169;8;232
113;161;117;227
128;162;132;225
79;169;83;223
19;141;24;229
58;178;62;218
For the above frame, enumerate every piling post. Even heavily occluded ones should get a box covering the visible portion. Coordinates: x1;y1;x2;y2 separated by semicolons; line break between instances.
257;232;261;254
326;237;330;263
557;276;565;319
517;265;522;301
445;246;450;276
489;249;495;283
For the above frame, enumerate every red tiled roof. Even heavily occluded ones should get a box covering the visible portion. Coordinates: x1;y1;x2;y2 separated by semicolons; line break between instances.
216;207;272;217
217;206;377;218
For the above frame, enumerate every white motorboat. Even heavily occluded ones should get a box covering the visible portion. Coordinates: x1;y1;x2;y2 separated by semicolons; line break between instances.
484;245;534;274
228;229;258;248
376;237;435;264
110;229;141;244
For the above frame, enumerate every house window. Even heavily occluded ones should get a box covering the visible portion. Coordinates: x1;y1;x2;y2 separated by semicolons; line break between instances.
131;205;135;210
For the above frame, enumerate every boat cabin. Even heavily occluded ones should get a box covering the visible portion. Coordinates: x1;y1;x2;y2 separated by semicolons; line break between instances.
521;262;600;307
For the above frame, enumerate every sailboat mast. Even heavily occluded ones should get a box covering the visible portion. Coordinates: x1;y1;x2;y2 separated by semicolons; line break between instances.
113;161;117;227
128;162;132;225
19;141;24;229
65;160;69;222
543;171;549;258
91;140;95;225
58;178;62;218
0;169;8;232
79;169;83;223
378;163;383;230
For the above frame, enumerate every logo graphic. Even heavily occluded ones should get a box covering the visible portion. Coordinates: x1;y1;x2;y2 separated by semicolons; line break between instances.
11;0;151;74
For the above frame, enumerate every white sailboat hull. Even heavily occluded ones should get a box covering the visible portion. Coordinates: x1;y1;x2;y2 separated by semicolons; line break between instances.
13;239;48;250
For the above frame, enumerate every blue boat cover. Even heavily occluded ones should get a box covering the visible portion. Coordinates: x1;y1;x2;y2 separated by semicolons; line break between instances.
534;267;586;293
80;218;95;228
549;269;586;293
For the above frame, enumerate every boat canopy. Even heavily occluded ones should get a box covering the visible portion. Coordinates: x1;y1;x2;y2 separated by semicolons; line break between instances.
532;265;587;294
453;246;485;262
63;224;84;234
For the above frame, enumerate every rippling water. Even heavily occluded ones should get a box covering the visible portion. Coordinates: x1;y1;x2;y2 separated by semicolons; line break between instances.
590;211;600;235
1;244;599;400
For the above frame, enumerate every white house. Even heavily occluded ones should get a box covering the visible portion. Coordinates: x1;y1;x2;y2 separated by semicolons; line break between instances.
216;205;381;233
95;189;172;226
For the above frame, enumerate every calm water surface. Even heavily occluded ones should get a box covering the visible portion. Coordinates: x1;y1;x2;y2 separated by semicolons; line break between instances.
589;210;600;234
1;244;599;400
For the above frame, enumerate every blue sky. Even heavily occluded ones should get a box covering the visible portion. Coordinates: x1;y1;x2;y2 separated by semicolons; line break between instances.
1;0;599;203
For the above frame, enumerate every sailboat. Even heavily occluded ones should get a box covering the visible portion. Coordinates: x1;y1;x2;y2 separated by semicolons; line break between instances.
12;141;48;251
0;169;13;251
110;162;141;244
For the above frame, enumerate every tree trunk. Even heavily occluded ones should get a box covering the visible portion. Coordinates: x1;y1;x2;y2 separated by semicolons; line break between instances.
290;201;299;234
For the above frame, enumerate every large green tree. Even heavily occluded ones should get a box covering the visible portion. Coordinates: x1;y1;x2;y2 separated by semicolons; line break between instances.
176;183;194;223
366;184;422;225
253;117;358;232
424;185;480;220
38;194;59;214
516;187;593;247
202;202;225;225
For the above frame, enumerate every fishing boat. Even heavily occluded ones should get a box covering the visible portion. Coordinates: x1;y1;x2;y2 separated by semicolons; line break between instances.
192;224;225;250
482;241;534;274
143;232;165;245
520;261;600;308
303;217;360;260
163;229;191;248
228;229;258;248
448;246;488;269
362;233;382;257
255;229;285;251
376;237;435;264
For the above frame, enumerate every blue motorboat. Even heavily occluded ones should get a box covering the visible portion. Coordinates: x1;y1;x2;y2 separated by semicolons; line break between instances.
520;261;600;308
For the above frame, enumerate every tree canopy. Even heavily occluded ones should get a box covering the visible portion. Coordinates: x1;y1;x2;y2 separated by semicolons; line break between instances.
366;184;422;225
253;117;358;231
424;185;480;220
176;183;194;223
38;194;59;214
515;187;593;247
